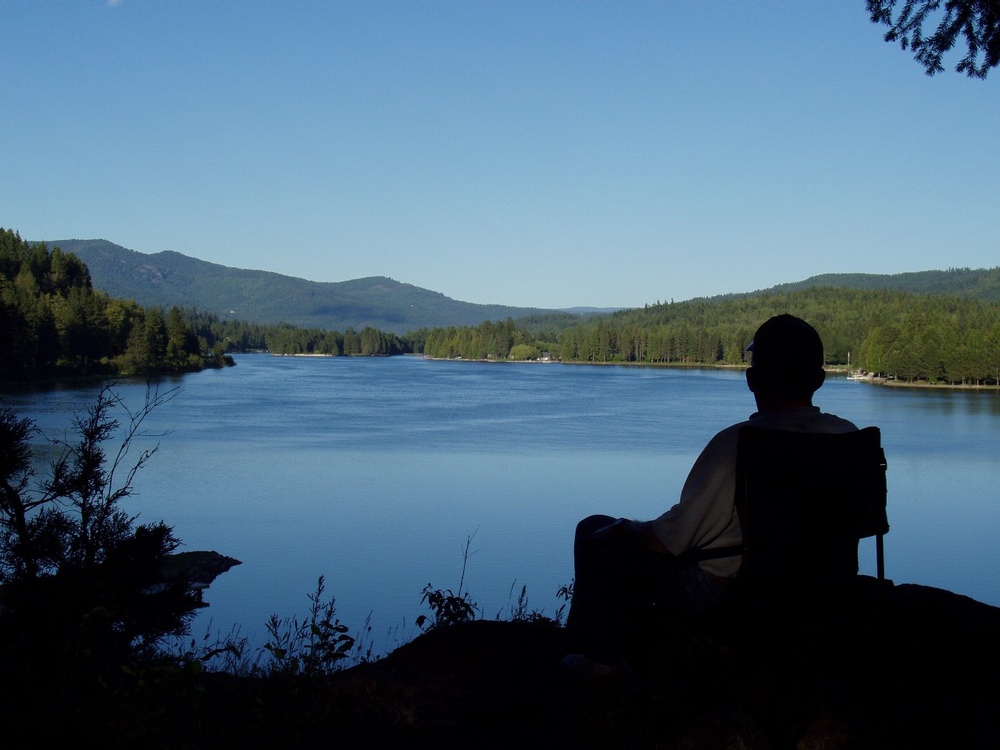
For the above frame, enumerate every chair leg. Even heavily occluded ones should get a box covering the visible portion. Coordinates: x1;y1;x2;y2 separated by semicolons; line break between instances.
876;534;885;581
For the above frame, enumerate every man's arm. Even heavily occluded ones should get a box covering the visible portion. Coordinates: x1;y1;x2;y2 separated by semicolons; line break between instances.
592;517;674;555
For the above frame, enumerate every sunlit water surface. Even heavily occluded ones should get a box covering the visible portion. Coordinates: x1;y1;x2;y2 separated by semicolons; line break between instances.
5;355;999;651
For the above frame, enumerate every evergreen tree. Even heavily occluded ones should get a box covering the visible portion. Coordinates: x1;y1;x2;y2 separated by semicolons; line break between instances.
868;0;1000;78
0;228;229;382
0;387;208;714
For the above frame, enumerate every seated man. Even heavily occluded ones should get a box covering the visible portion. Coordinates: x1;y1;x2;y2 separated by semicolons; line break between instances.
565;314;857;667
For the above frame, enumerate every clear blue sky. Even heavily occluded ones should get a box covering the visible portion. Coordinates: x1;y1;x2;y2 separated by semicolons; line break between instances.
3;1;998;309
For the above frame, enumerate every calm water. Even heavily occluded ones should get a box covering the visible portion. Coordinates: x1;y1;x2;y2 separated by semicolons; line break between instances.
4;355;999;650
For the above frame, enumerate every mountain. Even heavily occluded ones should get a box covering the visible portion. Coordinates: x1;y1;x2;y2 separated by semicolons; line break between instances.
752;268;1000;302
40;238;1000;335
50;239;557;334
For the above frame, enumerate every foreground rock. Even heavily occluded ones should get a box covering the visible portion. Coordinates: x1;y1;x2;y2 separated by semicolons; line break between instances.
158;550;242;602
189;579;1000;749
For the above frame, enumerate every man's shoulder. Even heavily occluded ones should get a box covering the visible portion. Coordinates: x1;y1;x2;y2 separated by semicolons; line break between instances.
699;421;750;457
806;410;859;433
815;412;859;432
700;409;858;459
745;407;857;433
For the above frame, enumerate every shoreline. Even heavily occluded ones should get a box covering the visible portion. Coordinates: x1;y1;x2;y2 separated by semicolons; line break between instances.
417;354;1000;391
33;350;984;393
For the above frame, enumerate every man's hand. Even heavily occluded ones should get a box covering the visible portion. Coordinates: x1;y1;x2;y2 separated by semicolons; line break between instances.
590;517;673;556
591;517;630;542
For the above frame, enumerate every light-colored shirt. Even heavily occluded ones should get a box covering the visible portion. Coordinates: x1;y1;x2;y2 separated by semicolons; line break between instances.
651;406;858;578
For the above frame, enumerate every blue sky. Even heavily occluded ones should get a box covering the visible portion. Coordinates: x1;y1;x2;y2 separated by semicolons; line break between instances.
3;2;997;309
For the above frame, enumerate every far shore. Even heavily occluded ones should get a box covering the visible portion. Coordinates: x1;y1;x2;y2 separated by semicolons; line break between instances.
414;353;1000;390
261;351;1000;391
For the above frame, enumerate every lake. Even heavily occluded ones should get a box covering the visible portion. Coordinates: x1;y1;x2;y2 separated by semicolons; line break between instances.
4;354;999;653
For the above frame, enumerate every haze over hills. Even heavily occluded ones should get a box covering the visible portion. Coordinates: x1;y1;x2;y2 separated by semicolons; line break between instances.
52;239;566;334
751;268;1000;302
42;238;1000;333
666;269;1000;307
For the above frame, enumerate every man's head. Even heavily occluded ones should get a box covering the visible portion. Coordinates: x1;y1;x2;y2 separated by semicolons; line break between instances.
746;314;825;405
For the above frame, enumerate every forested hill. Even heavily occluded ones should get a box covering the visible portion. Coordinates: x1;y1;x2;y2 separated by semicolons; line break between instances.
742;268;1000;302
54;239;555;334
50;239;1000;334
0;228;232;382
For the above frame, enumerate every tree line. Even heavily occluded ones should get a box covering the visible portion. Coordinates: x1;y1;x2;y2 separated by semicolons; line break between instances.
414;318;553;361
0;228;233;382
183;310;407;357
9;227;1000;386
0;228;410;383
597;288;1000;385
419;288;1000;386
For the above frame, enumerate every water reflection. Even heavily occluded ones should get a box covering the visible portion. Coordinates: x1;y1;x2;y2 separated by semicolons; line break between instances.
3;357;998;648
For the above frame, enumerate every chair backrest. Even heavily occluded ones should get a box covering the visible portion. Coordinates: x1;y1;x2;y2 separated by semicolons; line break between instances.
734;426;888;608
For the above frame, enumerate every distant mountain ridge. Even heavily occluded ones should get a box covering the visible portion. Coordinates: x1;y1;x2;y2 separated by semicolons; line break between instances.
39;239;1000;333
51;239;555;334
751;268;1000;302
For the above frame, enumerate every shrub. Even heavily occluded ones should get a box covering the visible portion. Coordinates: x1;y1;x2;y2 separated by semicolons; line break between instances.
0;385;205;718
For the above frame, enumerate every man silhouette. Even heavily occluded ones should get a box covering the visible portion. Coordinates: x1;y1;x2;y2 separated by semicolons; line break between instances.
565;314;857;667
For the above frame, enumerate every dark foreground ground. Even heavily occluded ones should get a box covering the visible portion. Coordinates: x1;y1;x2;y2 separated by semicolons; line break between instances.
14;580;1000;749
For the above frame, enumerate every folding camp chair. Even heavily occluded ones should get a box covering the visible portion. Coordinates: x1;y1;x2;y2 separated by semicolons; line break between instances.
734;425;889;611
729;425;890;742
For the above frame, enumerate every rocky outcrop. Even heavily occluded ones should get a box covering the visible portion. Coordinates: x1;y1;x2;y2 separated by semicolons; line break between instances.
192;578;1000;748
156;550;241;601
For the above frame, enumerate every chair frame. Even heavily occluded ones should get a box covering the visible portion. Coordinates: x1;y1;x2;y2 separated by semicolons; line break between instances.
735;425;888;599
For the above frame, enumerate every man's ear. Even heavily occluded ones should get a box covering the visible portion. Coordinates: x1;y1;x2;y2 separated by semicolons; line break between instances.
745;367;758;393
